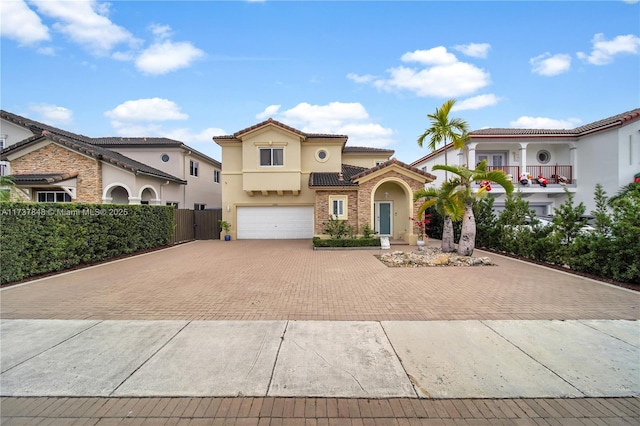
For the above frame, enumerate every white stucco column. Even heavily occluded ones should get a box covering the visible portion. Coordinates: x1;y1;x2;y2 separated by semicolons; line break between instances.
466;143;477;168
128;196;141;205
569;142;577;184
519;142;529;177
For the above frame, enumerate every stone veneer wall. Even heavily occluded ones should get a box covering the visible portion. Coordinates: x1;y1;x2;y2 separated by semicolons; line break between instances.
10;143;103;203
314;189;359;235
356;171;427;237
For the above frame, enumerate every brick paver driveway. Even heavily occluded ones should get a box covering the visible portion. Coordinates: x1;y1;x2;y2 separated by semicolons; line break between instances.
2;240;638;321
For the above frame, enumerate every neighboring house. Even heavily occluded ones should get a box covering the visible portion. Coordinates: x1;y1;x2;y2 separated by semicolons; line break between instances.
411;108;640;215
0;110;221;209
213;118;436;241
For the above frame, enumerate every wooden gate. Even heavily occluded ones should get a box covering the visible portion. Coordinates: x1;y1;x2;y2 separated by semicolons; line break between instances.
194;209;222;240
172;209;222;243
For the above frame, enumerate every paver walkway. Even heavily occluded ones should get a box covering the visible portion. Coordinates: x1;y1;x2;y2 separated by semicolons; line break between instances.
1;240;638;321
1;240;639;424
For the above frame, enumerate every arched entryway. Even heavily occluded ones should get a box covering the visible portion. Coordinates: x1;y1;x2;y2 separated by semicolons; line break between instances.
103;184;131;204
370;178;413;240
140;186;158;205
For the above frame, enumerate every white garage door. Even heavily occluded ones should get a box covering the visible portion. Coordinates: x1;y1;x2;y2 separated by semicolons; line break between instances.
237;206;314;239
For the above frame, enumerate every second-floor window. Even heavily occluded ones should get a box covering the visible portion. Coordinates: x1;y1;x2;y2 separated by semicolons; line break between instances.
214;170;220;183
260;148;284;166
190;160;199;177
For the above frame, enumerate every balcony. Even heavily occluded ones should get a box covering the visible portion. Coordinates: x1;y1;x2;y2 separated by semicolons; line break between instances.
487;165;573;184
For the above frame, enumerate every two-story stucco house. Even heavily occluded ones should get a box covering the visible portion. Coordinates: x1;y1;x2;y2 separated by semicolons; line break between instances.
213;118;435;242
411;108;640;215
0;110;221;209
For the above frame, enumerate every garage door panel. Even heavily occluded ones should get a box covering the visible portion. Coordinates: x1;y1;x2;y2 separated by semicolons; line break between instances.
237;207;314;239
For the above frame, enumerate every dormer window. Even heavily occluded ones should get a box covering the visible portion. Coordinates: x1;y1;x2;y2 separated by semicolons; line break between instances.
260;148;284;166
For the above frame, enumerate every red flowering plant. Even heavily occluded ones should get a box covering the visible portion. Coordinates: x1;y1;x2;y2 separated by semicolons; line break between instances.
410;213;432;240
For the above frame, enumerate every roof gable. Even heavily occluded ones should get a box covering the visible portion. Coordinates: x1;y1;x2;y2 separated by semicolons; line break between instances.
353;158;436;184
2;132;186;184
214;118;348;142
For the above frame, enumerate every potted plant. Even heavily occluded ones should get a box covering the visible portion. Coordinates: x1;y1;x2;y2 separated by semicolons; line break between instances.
219;220;231;241
410;214;431;249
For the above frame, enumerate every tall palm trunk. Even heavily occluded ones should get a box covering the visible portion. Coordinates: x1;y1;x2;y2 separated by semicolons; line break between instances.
458;202;476;256
441;214;456;252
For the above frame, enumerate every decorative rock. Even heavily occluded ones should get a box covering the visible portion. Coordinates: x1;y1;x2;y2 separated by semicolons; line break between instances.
375;248;496;268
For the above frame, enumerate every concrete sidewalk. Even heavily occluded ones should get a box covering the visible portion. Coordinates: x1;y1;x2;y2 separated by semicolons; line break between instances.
2;319;638;399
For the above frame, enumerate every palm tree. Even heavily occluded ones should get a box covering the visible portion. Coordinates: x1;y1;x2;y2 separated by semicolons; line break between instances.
432;160;514;256
417;99;469;180
414;183;464;252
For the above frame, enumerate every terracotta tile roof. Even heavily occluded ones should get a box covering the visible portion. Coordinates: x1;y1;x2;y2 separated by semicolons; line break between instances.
308;164;366;187
214;118;348;140
1;109;90;141
11;172;79;185
343;146;395;155
469;108;640;137
352;158;437;181
1;132;187;184
411;142;454;167
411;108;640;166
90;137;221;167
1;110;220;167
90;137;184;146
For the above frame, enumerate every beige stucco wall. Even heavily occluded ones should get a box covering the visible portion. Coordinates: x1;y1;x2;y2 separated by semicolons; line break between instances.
9;142;103;203
0;119;34;148
108;146;222;209
342;153;392;169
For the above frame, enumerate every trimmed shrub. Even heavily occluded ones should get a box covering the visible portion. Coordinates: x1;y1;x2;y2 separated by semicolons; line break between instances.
313;237;381;248
0;202;175;284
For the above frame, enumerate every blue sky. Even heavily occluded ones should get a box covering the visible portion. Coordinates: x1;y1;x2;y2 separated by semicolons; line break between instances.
2;0;639;163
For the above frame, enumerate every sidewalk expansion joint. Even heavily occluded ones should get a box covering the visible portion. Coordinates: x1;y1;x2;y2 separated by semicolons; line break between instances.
265;320;289;396
379;321;420;398
108;320;192;397
480;320;586;397
0;320;103;375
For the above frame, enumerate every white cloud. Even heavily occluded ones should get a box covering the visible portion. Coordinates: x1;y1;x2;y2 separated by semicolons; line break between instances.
577;33;640;65
346;73;376;84
135;40;204;75
530;53;572;76
29;103;73;125
352;46;491;98
0;0;50;45
453;43;491;58
262;102;396;148
374;62;490;97
510;116;582;129
149;23;173;40
162;127;227;143
452;94;501;111
30;0;136;55
401;47;458;65
256;105;282;120
105;98;189;122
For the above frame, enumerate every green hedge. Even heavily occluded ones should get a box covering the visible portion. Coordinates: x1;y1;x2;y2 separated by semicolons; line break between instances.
0;202;175;284
313;237;381;248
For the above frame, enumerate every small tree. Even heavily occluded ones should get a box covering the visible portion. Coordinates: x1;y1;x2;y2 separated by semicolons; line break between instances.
432;161;514;256
551;189;586;246
414;183;463;252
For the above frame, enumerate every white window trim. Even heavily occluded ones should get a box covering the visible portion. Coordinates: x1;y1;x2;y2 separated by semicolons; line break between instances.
329;195;348;220
37;191;72;203
214;170;220;183
259;147;285;167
